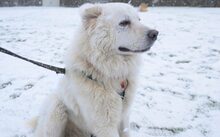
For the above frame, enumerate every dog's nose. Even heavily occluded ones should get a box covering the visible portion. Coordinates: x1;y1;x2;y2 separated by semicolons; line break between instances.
147;30;159;41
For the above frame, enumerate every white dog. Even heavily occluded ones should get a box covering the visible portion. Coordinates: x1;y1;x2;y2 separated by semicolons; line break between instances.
34;3;158;137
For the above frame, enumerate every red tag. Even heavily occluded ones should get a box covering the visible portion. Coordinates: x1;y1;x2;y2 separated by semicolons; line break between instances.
120;80;127;90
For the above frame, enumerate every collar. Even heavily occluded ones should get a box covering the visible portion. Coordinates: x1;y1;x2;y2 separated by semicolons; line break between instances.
80;70;97;81
80;70;128;99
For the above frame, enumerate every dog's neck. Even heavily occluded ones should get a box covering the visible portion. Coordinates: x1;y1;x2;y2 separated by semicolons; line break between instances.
67;52;139;83
84;53;138;81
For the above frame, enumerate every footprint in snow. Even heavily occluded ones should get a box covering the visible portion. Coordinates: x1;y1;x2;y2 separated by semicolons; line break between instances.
211;49;220;54
23;83;34;90
130;122;141;131
14;134;26;137
0;81;12;89
16;83;34;91
175;60;191;64
9;92;21;99
146;126;189;136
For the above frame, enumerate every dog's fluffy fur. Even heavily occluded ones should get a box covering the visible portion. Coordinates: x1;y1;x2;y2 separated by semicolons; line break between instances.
34;3;157;137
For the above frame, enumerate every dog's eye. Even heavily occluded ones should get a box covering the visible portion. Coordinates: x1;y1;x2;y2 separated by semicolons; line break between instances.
119;20;131;27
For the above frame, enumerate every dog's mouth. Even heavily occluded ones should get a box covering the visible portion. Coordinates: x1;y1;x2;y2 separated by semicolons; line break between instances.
118;47;151;53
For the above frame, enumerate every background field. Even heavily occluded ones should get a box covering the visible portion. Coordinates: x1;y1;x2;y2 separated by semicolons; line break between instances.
1;0;220;7
0;6;220;137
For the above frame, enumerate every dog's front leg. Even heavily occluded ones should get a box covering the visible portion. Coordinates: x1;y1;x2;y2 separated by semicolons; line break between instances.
35;95;68;137
119;113;130;137
93;128;120;137
119;78;136;137
88;91;122;137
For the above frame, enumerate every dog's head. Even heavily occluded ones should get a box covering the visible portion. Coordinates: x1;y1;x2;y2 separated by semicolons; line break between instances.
80;3;158;55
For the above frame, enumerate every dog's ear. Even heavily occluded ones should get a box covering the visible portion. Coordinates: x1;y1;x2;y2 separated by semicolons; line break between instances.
80;4;102;29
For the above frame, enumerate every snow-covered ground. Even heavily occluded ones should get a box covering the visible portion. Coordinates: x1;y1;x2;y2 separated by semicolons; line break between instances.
0;6;220;137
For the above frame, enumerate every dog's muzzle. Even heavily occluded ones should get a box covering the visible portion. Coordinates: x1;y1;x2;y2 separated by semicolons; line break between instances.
119;29;159;53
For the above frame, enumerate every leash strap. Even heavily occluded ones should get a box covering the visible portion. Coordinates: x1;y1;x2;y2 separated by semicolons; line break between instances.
0;47;65;74
0;47;128;99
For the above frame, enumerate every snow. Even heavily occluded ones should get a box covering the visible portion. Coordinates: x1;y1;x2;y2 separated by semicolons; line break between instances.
0;6;220;137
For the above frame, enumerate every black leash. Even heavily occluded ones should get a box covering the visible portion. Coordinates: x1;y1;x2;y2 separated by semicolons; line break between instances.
0;47;65;74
